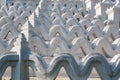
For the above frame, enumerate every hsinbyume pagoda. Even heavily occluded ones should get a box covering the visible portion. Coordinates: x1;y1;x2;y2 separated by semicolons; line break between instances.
0;0;120;80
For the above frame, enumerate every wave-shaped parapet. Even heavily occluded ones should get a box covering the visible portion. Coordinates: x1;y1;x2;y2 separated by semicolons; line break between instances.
21;53;120;80
0;0;40;54
21;0;120;58
1;52;120;80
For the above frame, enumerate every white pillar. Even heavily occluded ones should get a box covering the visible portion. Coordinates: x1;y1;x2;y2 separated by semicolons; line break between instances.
114;0;120;29
11;33;30;80
101;0;114;21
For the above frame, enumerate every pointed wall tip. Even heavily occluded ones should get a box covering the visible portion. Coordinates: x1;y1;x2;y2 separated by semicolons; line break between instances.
21;33;31;55
27;20;37;37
